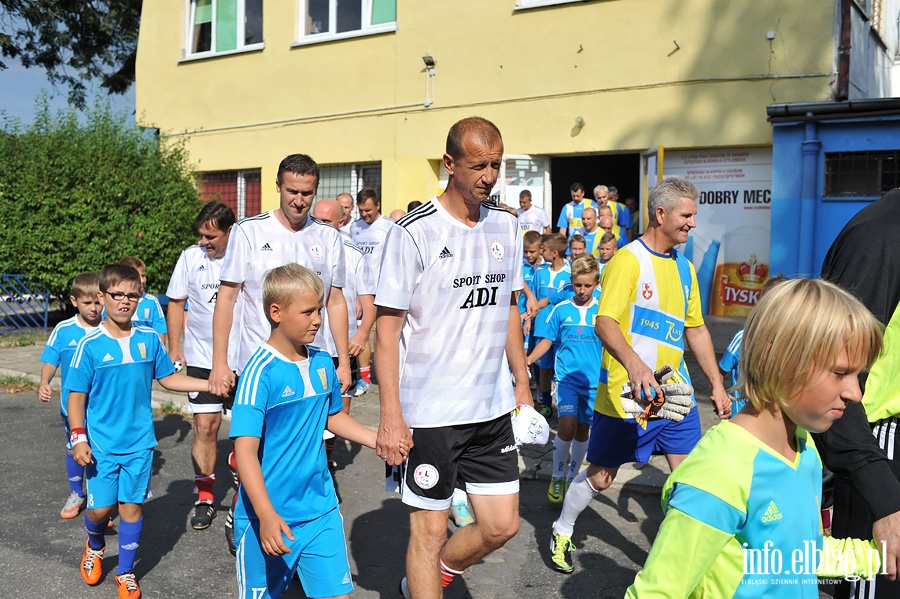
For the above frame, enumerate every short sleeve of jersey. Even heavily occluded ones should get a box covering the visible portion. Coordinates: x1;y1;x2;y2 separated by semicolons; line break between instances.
327;363;343;416
556;208;568;229
597;251;640;322
685;264;703;328
220;221;252;284
616;204;632;229
40;325;64;365
719;330;742;374
152;334;176;380
165;249;191;300
229;369;270;439
149;296;167;335
534;304;561;342
539;208;551;229
329;231;346;289
67;339;95;394
375;225;422;310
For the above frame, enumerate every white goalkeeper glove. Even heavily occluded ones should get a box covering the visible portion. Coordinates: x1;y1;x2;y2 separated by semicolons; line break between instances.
620;365;694;425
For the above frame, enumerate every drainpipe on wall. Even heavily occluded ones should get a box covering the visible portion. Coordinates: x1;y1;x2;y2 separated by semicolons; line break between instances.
798;119;821;276
837;0;851;101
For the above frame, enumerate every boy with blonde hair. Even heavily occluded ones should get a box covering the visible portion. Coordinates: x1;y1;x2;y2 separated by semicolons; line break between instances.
627;278;885;596
231;263;400;599
39;272;102;518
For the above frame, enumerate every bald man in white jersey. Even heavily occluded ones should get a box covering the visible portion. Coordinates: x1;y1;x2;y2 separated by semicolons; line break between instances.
376;117;532;599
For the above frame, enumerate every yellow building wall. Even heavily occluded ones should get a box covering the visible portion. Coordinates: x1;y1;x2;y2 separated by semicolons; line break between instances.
136;0;835;212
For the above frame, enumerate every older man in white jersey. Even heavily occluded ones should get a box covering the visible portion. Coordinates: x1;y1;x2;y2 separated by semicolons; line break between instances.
376;117;532;599
166;201;240;530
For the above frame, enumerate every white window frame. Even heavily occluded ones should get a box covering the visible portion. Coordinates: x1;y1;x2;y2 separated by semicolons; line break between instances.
294;0;397;46
183;0;264;61
514;0;587;11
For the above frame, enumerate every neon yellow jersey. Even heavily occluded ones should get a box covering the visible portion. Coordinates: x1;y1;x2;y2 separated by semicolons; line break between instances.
594;239;703;417
862;306;900;422
625;422;881;597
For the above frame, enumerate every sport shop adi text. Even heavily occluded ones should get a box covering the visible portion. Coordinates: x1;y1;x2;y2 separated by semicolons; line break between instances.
742;540;887;582
453;274;507;310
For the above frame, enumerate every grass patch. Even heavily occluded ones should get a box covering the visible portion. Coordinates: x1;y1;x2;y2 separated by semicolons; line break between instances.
158;399;182;415
0;330;50;348
0;375;39;393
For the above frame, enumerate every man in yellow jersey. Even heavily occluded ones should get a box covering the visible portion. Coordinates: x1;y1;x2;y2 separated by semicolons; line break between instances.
547;176;730;574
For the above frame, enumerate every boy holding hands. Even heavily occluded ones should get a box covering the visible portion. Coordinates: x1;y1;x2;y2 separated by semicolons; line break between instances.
231;263;402;598
68;264;214;599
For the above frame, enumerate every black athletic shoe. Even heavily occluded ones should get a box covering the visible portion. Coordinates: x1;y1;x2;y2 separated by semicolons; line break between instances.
224;503;236;556
191;501;216;530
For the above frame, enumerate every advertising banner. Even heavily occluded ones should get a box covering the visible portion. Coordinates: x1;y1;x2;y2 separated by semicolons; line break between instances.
663;148;772;317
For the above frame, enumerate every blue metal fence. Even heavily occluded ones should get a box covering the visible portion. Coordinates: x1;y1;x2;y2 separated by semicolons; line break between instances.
0;274;50;332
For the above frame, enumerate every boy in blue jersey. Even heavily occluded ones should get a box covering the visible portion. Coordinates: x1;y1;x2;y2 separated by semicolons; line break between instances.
531;233;571;418
68;264;213;599
527;255;601;505
231;263;401;599
626;279;885;597
39;272;102;519
718;276;787;419
520;231;544;355
568;234;586;260
119;256;167;344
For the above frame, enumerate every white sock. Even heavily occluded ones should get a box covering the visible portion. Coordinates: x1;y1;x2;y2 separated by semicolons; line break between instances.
552;437;572;478
452;487;468;504
554;469;599;537
568;440;589;481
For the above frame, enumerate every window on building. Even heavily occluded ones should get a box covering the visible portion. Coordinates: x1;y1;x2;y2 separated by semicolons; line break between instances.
189;0;263;56
198;170;262;219
514;0;584;10
824;150;900;198
300;0;396;42
315;162;382;220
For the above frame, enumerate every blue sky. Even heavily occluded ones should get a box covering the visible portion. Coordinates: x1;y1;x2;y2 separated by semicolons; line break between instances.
0;57;135;126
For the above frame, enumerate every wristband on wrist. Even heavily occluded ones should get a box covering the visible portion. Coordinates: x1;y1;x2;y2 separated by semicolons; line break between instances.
70;427;88;447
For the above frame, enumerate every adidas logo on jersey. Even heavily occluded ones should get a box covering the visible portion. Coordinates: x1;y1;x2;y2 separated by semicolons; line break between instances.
197;264;206;271
281;386;295;398
762;501;783;523
261;243;273;251
565;316;574;323
439;246;453;259
68;339;78;347
342;572;352;585
102;353;115;362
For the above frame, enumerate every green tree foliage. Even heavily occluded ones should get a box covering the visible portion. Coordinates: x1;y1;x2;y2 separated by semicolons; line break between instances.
0;98;201;299
0;1;140;108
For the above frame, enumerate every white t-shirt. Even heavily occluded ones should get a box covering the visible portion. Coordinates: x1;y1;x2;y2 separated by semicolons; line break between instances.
376;198;524;427
220;211;345;372
166;245;243;369
340;230;364;338
350;214;394;280
517;205;550;234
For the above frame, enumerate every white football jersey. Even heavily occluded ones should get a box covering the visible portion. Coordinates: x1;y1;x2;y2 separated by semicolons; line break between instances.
220;211;345;372
376;198;524;427
340;230;364;338
166;245;243;370
517;205;551;234
350;214;394;280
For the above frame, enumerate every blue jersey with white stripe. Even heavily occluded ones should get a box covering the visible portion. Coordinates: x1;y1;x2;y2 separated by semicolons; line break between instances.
518;260;541;315
535;298;601;388
68;324;175;454
40;316;97;416
230;344;344;523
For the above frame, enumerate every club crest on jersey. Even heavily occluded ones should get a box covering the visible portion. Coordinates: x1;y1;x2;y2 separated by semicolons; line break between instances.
137;342;147;359
310;244;324;260
317;368;328;389
489;240;505;263
642;283;653;300
143;308;151;319
414;464;439;489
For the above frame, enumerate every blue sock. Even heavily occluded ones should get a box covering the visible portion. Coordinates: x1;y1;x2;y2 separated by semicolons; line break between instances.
84;513;107;550
540;390;552;406
117;517;143;575
66;452;84;496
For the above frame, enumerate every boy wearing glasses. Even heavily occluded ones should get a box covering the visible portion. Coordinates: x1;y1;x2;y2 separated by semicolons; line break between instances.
67;264;215;599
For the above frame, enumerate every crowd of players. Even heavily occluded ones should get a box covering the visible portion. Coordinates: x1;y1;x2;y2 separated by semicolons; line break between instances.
35;116;900;599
